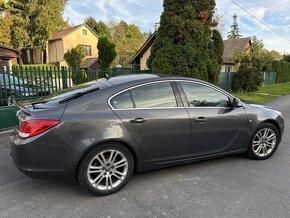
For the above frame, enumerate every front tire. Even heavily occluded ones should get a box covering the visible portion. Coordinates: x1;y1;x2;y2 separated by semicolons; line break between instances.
247;123;280;160
78;142;134;196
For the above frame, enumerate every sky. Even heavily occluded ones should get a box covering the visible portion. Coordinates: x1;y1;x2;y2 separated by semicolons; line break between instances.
64;0;290;53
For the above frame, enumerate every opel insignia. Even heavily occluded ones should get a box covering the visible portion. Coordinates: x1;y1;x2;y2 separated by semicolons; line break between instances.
10;74;284;196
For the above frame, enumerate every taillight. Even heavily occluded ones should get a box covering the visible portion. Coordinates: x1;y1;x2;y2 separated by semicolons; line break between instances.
19;120;60;138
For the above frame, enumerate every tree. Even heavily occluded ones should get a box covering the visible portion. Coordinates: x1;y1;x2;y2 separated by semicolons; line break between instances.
251;35;264;53
208;29;224;83
147;0;223;83
64;45;87;85
64;45;86;68
110;20;145;66
5;0;68;62
0;10;12;46
233;55;262;92
85;16;111;39
227;14;242;39
283;54;290;62
97;37;117;69
212;11;226;36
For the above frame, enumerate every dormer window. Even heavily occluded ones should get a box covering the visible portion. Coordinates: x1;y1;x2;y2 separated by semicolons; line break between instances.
82;29;87;35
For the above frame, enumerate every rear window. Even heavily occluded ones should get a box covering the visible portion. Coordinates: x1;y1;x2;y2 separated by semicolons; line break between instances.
37;81;106;105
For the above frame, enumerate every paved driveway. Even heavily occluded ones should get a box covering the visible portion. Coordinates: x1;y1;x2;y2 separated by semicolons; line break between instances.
0;95;290;218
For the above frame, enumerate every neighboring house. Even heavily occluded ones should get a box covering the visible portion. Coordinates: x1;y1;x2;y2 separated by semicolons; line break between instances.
23;24;99;68
0;45;21;70
130;32;156;71
222;37;252;73
130;32;252;73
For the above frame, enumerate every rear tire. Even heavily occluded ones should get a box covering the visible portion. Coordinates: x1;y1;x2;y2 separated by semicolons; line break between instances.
78;142;134;196
246;123;280;160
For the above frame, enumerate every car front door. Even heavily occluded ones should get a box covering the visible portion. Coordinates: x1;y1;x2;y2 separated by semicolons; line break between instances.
109;81;191;164
177;81;249;158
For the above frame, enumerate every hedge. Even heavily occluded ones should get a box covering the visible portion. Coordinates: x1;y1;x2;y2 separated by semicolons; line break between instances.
270;60;290;83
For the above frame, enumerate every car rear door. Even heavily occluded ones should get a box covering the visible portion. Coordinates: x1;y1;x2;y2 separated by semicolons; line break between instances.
177;81;249;158
109;81;191;163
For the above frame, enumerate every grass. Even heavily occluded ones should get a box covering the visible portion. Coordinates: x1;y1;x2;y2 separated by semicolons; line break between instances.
258;82;290;95
232;92;276;104
232;82;290;104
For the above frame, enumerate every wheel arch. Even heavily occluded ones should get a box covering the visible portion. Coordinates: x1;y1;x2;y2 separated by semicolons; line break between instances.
262;119;281;139
74;139;138;179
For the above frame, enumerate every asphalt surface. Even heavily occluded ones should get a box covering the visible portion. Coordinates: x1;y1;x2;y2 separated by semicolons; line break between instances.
0;95;290;218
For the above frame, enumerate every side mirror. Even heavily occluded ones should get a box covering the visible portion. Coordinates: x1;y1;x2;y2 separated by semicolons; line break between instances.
232;98;243;108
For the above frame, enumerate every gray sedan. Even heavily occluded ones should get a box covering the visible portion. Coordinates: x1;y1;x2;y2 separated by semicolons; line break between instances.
10;74;284;196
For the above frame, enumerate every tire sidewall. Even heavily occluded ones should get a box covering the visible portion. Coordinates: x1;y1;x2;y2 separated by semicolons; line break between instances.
78;142;134;196
248;123;280;160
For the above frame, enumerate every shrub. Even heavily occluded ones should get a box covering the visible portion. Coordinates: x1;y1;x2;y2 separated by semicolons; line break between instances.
233;56;262;92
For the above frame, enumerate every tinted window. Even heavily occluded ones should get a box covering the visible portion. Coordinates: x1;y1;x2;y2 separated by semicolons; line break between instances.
111;91;133;109
181;82;231;107
131;82;177;108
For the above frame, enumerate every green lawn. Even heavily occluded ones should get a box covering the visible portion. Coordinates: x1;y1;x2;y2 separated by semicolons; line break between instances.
232;92;276;104
258;82;290;95
232;82;290;104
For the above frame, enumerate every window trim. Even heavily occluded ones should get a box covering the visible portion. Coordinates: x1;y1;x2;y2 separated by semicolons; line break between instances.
82;29;88;35
108;80;236;111
80;44;92;55
176;80;234;109
108;81;180;110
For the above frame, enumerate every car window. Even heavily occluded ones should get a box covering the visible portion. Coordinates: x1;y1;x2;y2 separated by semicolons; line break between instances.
110;91;134;109
131;82;177;108
181;82;231;107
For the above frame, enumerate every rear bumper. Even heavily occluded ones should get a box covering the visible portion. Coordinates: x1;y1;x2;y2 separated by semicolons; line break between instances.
10;130;77;180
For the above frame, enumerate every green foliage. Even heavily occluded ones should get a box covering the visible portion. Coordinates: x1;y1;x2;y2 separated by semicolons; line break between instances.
209;29;224;84
64;45;87;85
97;37;117;69
85;16;111;39
227;14;242;39
233;56;263;92
64;45;87;68
147;0;222;83
283;54;290;62
0;10;12;46
6;0;68;51
111;20;145;67
75;70;88;85
270;60;290;83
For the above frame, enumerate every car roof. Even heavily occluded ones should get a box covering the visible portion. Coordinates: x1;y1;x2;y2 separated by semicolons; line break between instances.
102;73;201;86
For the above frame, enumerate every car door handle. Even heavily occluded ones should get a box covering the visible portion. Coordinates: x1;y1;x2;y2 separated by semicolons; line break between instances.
130;118;146;124
194;117;207;123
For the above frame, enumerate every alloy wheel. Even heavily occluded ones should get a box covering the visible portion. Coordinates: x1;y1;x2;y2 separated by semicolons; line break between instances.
87;149;129;191
252;128;277;157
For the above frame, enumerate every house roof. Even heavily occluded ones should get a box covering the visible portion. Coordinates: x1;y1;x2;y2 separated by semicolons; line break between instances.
130;33;252;65
130;31;157;64
49;24;98;41
223;37;252;64
80;58;100;69
0;45;21;58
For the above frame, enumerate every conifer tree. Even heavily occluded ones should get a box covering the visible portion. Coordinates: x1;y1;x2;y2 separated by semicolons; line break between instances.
147;0;223;83
227;14;242;39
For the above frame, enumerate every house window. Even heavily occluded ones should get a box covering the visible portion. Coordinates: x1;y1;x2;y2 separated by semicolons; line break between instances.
82;29;87;35
82;45;91;55
226;66;232;72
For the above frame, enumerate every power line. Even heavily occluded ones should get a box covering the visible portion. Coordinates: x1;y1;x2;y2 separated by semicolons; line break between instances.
232;0;290;43
253;0;286;26
263;0;288;20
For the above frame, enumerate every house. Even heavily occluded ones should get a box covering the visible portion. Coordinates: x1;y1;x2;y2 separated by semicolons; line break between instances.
130;32;252;73
0;45;21;70
222;37;252;72
23;24;99;68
